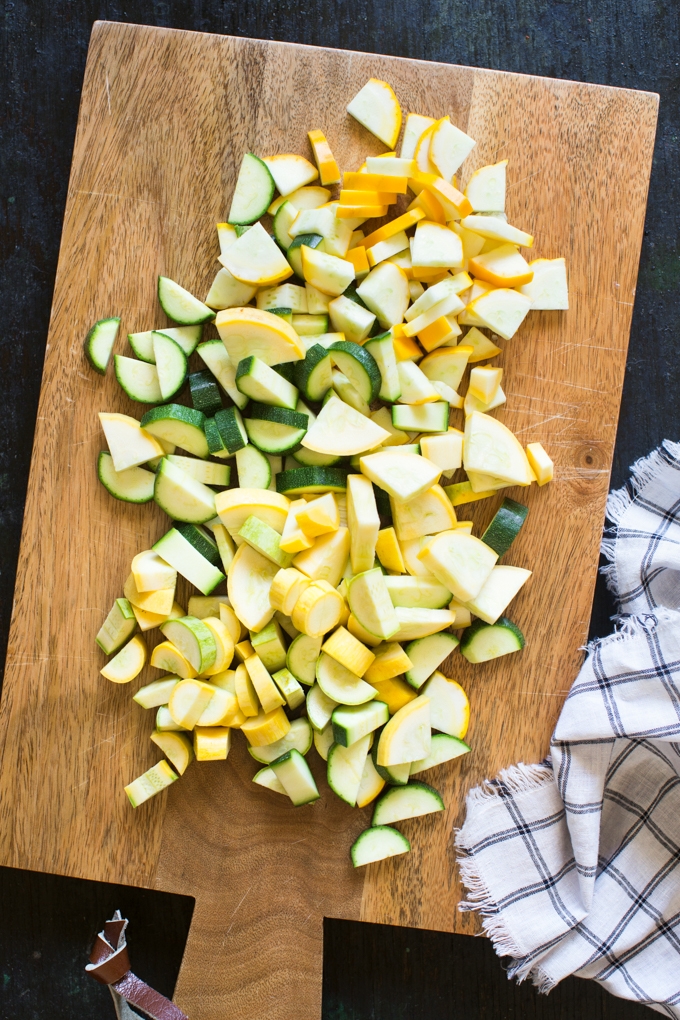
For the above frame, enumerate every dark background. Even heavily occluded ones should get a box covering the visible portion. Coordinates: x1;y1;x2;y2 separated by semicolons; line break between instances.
0;1;676;1017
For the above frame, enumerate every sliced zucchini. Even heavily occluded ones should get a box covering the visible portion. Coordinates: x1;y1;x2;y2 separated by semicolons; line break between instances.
481;497;529;556
393;607;457;642
460;616;525;663
235;445;272;489
205;267;258;310
236;356;299;409
328;295;375;344
410;732;470;774
125;760;178;807
161;617;217;673
253;766;287;795
196;339;248;410
420;671;469;738
84;316;120;374
245;404;309;454
96;597;137;655
153;527;225;595
329;341;381;402
257;283;308;313
287;634;322;686
153;457;216;524
158;276;214;325
392;402;450;434
351;825;410;867
227;152;276;225
114;355;162;404
372;781;444;825
189;370;223;416
306;682;338;730
332;371;371;416
97;451;155;503
248;717;313;764
314;722;335;760
287;232;323;278
316;652;377;706
294;344;333;402
384;576;452;610
270;748;320;805
332;700;389;747
172;522;220;565
129;326;200;363
272;200;298;250
134;676;181;709
271;667;305;709
327;734;371;806
166;456;229;487
404;632;460;689
214;406;249;455
347;568;399;640
273;361;296;384
371;741;411;785
239;514;292;568
292;313;329;336
204;417;230;459
141;404;209;458
152;332;188;401
277;467;348;497
364;333;401;402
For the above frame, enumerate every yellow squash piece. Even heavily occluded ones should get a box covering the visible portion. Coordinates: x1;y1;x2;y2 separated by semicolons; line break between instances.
375;527;406;573
408;189;447;224
197;685;241;726
417;315;460;353
168;678;215;729
124;573;175;617
347;612;383;648
235;661;260;717
131;600;184;633
454;328;501;363
469;243;534;288
307;129;341;185
464;159;507;212
464;411;534;485
346;78;402;149
262;153;318;195
400;113;435;160
418;530;498;603
279;498;316;554
430;116;476;181
125;759;178;807
234;639;255;663
150;730;194;775
216;488;290;539
364;642;413;684
220;603;245;644
347;473;380;574
361;208;425;250
228;543;279;633
297;492;339;537
419;432;463;475
344;245;370;279
98;412;165;473
269;567;311;615
461;214;533;248
150;640;197;678
241;707;291;747
214;307;304;366
390;485;457;542
411;220;464;270
444;481;497;506
322;626;375;677
194;726;232;761
131;550;177;593
291;580;344;638
356;754;386;808
219;221;293;286
293;526;350;588
200;616;235;675
268;186;331;215
392;334;423;361
413;118;442;175
377;694;431;764
369;675;418;714
244;654;286;713
410;172;472;220
526;442;554;485
100;634;147;683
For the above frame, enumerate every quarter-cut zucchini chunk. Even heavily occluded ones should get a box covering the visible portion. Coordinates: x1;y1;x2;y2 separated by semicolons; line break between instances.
134;676;181;709
141;404;208;459
153;457;216;523
327;733;372;805
329;341;381;402
125;760;178;808
205;266;258;310
257;282;309;313
347;568;399;640
172;522;221;564
328;295;375;344
227;152;276;224
158;275;214;325
213;406;248;455
294;345;333;402
276;466;348;495
245;404;309;454
392;402;450;434
460;616;525;663
301;245;355;297
272;200;298;250
287;232;323;278
96;597;137;655
410;732;470;774
236;356;299;409
332;700;389;747
287;634;322;686
481;497;529;556
384;576;452;611
372;781;444;825
420;671;469;737
350;825;410;867
272;667;306;709
239;515;293;569
248;718;313;764
161;616;217;673
270;748;320;805
404;632;459;688
152;332;187;401
189;370;222;416
364;333;401;402
356;752;386;807
196;339;248;409
371;742;410;784
153;528;225;595
114;355;163;404
235;445;271;490
253;766;287;795
302;394;389;457
128;326;204;362
85;316;120;374
97;451;155;503
215;306;305;366
227;542;279;632
314;722;335;760
306;682;337;731
101;634;147;684
393;607;456;642
376;694;431;766
316;652;377;706
166;455;229;488
220;222;293;287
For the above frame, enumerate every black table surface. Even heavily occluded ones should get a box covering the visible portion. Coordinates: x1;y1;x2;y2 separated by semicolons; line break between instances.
1;2;677;1017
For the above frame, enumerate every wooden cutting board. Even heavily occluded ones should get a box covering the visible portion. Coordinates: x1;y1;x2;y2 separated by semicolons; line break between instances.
0;20;657;1020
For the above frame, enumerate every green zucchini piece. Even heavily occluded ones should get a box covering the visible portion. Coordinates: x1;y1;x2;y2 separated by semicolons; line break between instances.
371;781;444;825
96;597;137;654
152;528;224;595
152;332;188;401
196;339;249;410
459;616;525;663
204;417;230;459
114;355;163;404
306;682;337;730
141;404;209;458
332;701;389;748
327;734;372;805
189;370;223;416
166;455;230;487
371;740;410;785
171;522;220;565
268;307;294;324
392;402;450;433
244;403;309;455
410;733;470;775
153;457;217;524
365;332;401;402
294;344;333;402
287;232;323;277
272;200;297;250
157;276;214;325
273;361;296;383
329;340;381;403
288;635;323;687
84;316;120;374
235;445;272;489
350;826;410;867
227;153;276;225
276;466;349;495
270;748;320;805
292;313;329;336
236;356;299;409
248;718;313;764
404;632;460;689
213;406;248;455
97;451;155;503
481;497;529;557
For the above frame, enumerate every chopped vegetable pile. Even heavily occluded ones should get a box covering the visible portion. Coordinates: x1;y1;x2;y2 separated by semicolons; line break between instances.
89;76;564;869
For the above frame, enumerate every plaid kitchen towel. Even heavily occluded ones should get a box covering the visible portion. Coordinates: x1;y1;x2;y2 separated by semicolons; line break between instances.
455;440;680;1016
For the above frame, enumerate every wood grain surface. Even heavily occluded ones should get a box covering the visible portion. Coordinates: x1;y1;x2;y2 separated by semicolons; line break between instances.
0;21;657;1020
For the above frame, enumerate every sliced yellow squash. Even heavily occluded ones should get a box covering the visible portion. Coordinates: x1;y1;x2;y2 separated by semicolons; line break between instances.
376;694;431;766
219;221;293;286
100;634;147;683
215;306;304;366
